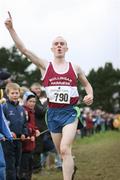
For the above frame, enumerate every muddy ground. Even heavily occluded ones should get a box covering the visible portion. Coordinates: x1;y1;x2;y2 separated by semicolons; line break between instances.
32;131;120;180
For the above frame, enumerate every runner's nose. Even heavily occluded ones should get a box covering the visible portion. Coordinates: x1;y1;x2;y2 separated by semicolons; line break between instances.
58;44;61;48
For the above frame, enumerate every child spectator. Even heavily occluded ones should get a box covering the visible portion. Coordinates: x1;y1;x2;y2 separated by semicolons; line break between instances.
2;82;28;180
19;91;40;180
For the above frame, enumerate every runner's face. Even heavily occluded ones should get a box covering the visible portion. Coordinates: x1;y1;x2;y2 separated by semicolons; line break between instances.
51;37;68;58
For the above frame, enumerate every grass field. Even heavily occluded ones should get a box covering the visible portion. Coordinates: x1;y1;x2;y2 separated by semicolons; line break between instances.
32;130;120;180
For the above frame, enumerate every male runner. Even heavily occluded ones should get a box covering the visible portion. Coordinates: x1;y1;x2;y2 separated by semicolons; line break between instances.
4;12;93;180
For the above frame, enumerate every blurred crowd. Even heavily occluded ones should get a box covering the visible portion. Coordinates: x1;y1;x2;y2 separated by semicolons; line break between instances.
77;107;120;138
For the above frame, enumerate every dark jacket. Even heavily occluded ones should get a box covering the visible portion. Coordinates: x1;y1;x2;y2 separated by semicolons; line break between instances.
31;92;47;154
32;92;47;131
2;100;28;136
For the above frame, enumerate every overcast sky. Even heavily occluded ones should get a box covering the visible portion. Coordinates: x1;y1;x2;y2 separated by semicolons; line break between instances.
0;0;120;74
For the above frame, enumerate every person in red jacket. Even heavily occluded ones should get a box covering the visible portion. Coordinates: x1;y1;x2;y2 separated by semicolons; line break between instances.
85;112;94;136
19;91;40;180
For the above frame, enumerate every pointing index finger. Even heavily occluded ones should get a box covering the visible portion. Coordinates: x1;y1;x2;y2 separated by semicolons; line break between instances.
8;11;12;19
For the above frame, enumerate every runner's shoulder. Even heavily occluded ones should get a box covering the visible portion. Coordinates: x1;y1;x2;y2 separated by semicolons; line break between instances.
72;63;83;76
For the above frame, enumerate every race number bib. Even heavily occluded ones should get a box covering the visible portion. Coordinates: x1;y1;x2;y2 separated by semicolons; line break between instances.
48;86;71;104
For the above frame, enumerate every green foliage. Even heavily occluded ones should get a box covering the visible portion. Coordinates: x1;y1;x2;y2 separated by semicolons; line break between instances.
0;46;42;86
87;62;120;112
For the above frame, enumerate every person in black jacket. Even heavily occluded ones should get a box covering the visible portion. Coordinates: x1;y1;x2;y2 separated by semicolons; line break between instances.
30;82;47;169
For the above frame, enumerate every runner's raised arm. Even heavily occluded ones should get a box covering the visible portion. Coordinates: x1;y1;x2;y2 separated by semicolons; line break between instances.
5;12;48;73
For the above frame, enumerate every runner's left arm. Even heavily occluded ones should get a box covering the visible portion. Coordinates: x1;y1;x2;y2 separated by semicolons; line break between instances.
75;64;93;105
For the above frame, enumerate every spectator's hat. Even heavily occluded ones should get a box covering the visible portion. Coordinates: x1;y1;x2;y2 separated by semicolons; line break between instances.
23;91;35;102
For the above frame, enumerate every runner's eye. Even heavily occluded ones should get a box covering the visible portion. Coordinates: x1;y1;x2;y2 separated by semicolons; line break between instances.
60;42;65;46
54;42;65;46
54;42;59;46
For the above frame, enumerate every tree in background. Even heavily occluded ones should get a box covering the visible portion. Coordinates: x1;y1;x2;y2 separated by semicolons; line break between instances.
0;46;41;86
87;62;120;113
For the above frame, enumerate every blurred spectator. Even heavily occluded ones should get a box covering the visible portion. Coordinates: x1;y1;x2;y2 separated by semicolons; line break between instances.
30;83;47;170
85;112;94;136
